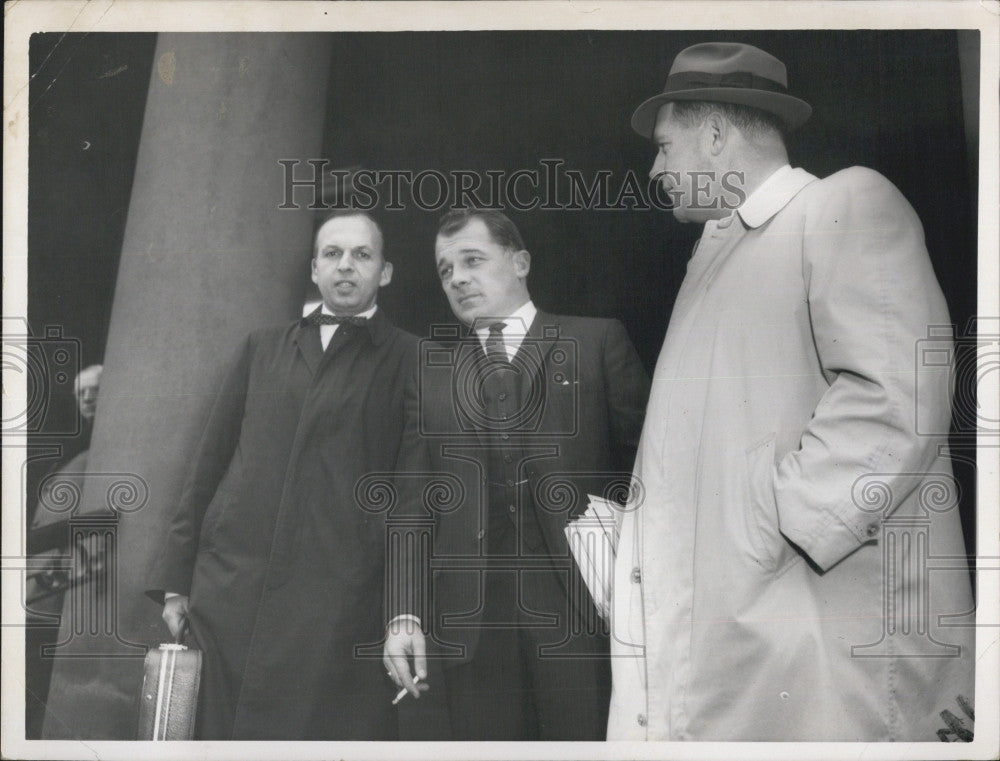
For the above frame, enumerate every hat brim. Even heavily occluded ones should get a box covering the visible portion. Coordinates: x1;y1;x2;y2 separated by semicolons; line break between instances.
630;87;812;138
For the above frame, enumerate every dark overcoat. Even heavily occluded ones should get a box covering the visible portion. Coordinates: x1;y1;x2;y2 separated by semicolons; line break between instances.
149;310;417;739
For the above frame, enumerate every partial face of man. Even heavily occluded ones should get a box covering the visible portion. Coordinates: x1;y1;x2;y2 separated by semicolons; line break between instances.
650;103;718;223
75;365;102;422
435;218;530;325
312;215;392;315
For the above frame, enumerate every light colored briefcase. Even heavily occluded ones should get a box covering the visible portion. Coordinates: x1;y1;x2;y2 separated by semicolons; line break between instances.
137;642;203;740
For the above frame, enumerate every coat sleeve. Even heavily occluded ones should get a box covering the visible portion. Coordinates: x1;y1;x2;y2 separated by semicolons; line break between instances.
601;319;651;477
384;350;433;626
772;167;953;571
145;334;254;602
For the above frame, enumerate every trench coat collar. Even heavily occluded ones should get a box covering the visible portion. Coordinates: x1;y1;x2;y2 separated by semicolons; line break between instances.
736;165;817;229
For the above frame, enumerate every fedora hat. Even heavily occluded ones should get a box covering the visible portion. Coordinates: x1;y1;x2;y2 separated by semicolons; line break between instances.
631;42;812;138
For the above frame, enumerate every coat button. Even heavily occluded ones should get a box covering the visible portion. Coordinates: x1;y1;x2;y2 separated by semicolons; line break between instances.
637;713;647;727
507;478;516;487
504;454;512;463
508;504;516;513
866;522;880;537
501;433;510;440
498;392;507;401
477;529;485;540
631;567;641;584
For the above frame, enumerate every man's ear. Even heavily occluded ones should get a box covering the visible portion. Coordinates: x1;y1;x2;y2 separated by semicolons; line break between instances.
310;256;319;284
705;111;728;156
512;250;531;278
379;260;394;287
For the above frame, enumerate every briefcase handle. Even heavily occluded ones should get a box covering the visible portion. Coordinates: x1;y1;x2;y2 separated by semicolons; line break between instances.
160;619;191;650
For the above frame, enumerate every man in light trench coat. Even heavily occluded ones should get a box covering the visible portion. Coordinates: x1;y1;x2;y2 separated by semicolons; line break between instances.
608;42;975;741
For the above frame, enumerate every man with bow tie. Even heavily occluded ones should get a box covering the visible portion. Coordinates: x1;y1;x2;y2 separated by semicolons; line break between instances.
147;210;417;739
383;209;649;740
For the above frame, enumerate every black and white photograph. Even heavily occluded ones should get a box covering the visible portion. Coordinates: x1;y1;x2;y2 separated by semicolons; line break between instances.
3;2;998;759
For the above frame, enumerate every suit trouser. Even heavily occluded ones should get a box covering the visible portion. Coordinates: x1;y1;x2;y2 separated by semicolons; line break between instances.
438;519;610;741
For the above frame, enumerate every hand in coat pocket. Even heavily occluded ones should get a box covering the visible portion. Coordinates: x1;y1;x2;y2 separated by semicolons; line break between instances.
743;435;790;574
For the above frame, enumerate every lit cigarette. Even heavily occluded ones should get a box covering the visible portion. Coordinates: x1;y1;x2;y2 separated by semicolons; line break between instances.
391;675;421;705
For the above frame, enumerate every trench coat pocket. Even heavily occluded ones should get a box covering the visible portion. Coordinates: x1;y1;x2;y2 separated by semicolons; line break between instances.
743;434;788;574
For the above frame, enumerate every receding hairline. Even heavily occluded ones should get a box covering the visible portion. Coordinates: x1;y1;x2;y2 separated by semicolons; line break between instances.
313;211;386;258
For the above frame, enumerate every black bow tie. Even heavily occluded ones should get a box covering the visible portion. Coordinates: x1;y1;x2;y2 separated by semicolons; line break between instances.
305;312;369;328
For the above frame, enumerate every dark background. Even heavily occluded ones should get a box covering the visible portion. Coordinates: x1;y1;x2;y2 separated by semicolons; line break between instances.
25;29;979;734
28;27;979;529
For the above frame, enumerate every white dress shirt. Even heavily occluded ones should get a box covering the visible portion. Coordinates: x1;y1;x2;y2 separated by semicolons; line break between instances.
318;303;378;350
472;300;537;360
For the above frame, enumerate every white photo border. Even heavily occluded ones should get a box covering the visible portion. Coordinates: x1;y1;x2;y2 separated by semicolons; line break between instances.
3;2;998;760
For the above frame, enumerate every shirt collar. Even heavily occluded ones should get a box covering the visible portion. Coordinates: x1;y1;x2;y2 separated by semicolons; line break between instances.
320;303;378;320
736;165;818;229
473;300;537;341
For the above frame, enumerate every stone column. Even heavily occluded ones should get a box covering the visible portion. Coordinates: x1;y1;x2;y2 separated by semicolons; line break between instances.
42;33;331;739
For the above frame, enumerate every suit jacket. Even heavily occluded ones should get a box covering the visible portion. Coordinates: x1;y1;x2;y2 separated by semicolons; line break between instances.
148;309;417;739
391;310;649;664
609;167;975;740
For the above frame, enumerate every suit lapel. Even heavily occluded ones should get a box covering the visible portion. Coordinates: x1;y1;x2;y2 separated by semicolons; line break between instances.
455;337;492;446
292;322;324;376
514;311;559;420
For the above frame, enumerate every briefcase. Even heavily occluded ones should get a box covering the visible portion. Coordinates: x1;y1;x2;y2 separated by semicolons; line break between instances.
137;642;203;740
